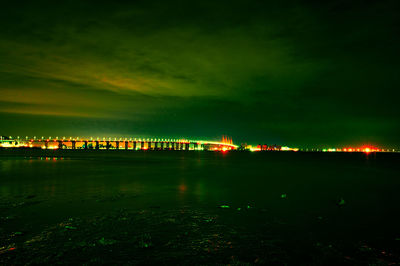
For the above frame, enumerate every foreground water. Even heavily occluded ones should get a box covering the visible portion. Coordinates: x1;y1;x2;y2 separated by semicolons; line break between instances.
0;149;399;265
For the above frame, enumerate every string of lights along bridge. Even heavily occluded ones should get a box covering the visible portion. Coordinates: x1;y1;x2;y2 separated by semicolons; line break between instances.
0;136;396;153
0;135;238;151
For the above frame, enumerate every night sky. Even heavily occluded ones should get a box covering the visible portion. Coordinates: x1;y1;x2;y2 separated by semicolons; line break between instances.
1;0;399;148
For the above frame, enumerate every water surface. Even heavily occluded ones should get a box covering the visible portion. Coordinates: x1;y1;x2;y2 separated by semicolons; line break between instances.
1;150;399;264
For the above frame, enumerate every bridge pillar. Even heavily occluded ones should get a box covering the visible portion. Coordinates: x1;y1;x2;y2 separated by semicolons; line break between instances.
141;141;145;149
58;141;63;150
125;141;128;150
115;141;119;150
72;141;76;150
95;141;99;149
160;142;164;150
133;141;137;150
185;143;189;150
106;141;110;150
194;143;198;150
84;141;88;149
154;142;158;150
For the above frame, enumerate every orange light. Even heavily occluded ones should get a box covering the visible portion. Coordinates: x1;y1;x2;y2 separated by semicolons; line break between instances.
364;148;371;153
179;184;187;192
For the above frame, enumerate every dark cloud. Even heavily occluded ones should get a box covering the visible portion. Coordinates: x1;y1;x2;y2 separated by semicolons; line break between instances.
0;0;399;148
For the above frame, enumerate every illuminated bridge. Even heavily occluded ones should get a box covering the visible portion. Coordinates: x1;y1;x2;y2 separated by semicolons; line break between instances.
0;136;238;151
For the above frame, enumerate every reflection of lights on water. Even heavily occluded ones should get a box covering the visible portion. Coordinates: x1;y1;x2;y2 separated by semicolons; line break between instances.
37;156;63;161
179;184;187;193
